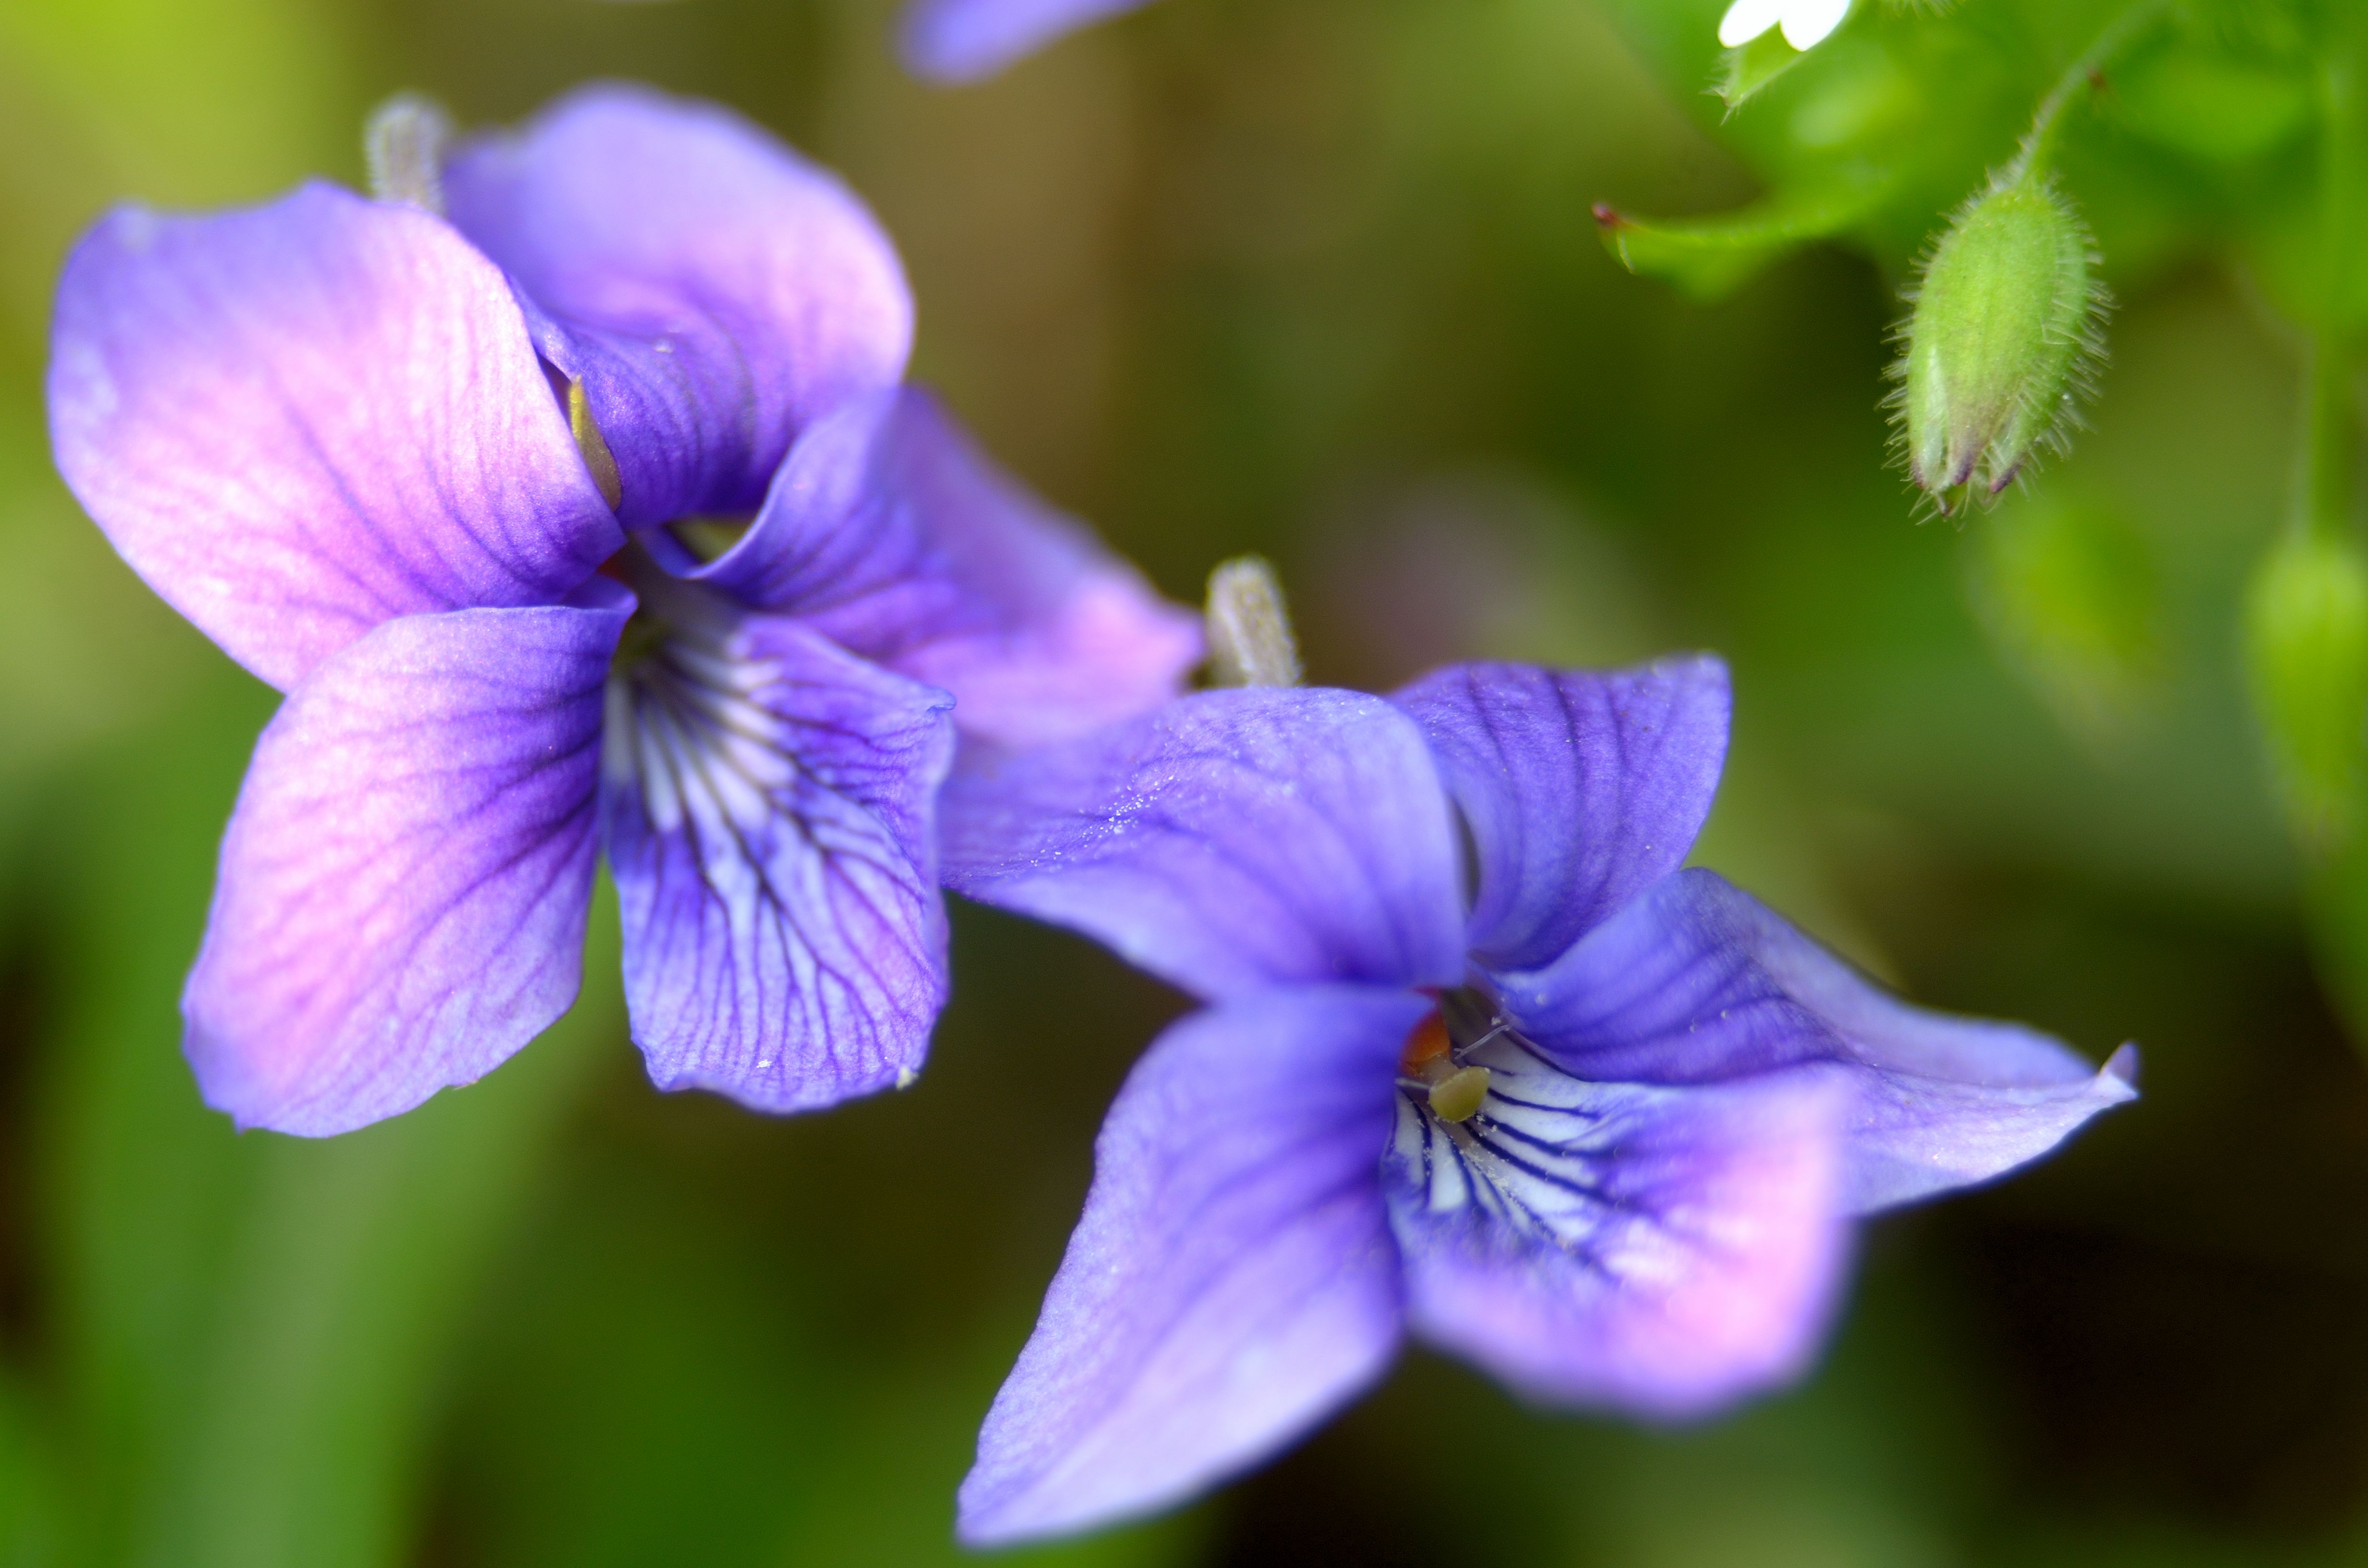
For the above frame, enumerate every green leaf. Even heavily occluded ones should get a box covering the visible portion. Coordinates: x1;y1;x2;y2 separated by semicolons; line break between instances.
37;663;622;1568
1593;179;1889;300
441;1078;1204;1567
0;1369;61;1568
160;959;621;1568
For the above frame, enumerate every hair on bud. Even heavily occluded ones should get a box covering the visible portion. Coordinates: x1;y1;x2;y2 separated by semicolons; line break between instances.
1891;172;2109;515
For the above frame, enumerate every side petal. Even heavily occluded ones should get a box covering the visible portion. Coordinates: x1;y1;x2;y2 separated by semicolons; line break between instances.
693;388;1201;746
605;613;956;1112
48;183;622;692
902;0;1157;83
443;84;914;525
1492;869;2139;1212
183;592;631;1136
1392;658;1731;972
1385;1044;1851;1419
960;986;1419;1545
939;689;1467;1001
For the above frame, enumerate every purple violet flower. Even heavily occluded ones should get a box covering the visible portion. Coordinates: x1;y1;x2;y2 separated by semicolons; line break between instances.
901;0;1159;83
938;659;2136;1544
46;84;1200;1136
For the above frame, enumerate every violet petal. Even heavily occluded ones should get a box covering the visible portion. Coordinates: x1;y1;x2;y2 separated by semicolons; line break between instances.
902;0;1157;83
48;183;622;692
183;591;629;1135
959;985;1418;1545
1492;868;2138;1212
443;83;914;525
605;612;956;1111
693;388;1201;746
1385;1041;1852;1418
1392;657;1730;973
939;689;1466;1000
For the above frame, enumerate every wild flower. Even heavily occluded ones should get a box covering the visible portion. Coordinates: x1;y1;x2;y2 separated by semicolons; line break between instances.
937;658;2134;1543
47;85;1198;1134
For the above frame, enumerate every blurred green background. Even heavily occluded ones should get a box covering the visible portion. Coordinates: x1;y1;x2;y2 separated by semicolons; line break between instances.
3;0;2366;1562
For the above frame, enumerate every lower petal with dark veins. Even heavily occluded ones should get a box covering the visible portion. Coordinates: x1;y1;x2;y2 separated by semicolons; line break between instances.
1383;1023;1855;1419
604;612;956;1112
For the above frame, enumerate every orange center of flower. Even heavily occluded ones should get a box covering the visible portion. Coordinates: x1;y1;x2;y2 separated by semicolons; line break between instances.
1399;1005;1492;1124
1399;1010;1453;1077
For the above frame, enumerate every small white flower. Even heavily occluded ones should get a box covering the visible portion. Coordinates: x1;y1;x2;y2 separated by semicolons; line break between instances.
1717;0;1850;51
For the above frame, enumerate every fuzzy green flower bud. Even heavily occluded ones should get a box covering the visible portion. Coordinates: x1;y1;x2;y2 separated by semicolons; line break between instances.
2246;533;2368;850
1897;174;2104;511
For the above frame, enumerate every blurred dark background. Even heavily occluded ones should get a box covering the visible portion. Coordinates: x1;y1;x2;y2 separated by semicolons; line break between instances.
2;0;2362;1563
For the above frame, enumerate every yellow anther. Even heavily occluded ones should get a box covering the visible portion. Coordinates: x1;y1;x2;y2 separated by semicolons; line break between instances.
1427;1065;1491;1125
568;378;624;511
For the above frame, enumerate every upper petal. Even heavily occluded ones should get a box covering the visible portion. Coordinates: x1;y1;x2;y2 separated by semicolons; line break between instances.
939;689;1467;1000
1492;869;2138;1212
605;609;956;1112
48;183;623;692
959;986;1419;1545
183;590;630;1135
1386;1041;1851;1418
692;388;1201;746
901;0;1157;83
443;84;914;525
1391;657;1731;973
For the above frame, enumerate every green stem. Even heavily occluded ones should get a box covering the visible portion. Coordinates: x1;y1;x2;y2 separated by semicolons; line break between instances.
2281;16;2368;1053
2007;0;2171;184
2297;340;2356;539
2296;42;2364;540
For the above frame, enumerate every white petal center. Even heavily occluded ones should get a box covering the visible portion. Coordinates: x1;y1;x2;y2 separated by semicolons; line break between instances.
1717;0;1788;48
1388;1022;1692;1251
1718;0;1849;51
1779;0;1850;50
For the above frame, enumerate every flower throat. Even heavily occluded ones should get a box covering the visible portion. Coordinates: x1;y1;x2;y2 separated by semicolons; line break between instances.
1399;986;1507;1125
